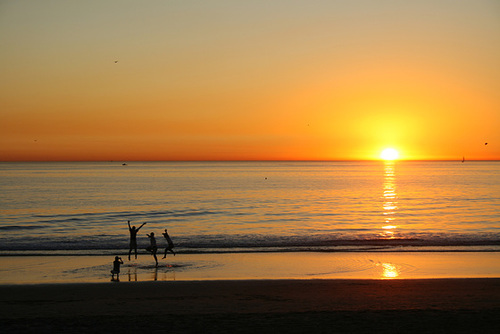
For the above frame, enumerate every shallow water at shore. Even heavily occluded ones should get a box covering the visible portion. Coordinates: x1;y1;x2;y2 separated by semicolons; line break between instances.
1;251;499;284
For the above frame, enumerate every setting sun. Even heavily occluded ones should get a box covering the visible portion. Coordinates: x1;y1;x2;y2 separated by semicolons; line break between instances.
380;148;400;160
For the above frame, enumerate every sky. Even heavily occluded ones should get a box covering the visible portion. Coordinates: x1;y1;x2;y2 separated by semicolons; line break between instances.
1;0;499;161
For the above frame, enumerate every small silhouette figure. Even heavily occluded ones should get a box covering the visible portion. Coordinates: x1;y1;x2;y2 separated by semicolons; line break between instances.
111;256;124;281
128;221;146;260
146;232;158;267
162;229;176;258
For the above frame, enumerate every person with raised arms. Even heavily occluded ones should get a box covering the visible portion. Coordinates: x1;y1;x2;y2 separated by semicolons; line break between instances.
128;221;146;260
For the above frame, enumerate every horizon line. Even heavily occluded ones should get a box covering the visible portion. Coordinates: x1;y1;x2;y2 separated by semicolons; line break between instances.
1;159;499;163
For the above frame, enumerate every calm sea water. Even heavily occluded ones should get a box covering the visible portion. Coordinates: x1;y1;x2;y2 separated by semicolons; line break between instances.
0;161;499;255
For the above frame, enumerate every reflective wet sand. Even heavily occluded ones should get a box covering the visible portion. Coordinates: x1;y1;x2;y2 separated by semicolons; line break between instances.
1;251;499;284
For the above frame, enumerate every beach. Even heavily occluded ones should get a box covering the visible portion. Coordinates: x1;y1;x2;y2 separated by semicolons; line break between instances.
1;279;499;333
1;253;499;333
2;0;500;330
1;162;499;332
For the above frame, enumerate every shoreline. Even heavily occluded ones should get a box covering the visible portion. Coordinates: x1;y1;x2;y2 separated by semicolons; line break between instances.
1;278;499;333
1;251;500;284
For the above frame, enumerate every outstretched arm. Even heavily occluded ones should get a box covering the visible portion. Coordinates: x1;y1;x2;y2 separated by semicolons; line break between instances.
127;220;131;230
137;222;147;231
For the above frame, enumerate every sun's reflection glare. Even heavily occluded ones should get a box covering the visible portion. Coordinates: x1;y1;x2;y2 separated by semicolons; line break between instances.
377;262;400;278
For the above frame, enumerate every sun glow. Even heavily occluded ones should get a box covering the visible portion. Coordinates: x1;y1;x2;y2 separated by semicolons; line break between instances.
380;148;399;160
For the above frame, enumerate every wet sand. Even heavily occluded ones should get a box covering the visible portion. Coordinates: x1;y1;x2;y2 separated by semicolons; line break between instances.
1;279;499;333
2;251;500;284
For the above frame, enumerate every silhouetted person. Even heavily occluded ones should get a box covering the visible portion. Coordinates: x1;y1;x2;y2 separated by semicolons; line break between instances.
146;232;158;267
128;221;146;260
111;256;123;281
162;229;176;258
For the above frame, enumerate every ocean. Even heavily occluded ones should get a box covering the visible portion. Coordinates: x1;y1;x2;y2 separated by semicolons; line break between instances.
0;161;499;256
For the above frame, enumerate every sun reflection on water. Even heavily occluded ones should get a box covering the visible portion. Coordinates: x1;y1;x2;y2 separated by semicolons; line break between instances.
379;262;400;279
380;161;398;238
382;263;400;278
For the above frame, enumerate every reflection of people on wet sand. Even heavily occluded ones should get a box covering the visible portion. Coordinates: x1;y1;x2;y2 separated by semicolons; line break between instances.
162;229;176;258
111;256;123;281
128;221;146;260
146;232;158;267
127;267;137;282
153;267;158;281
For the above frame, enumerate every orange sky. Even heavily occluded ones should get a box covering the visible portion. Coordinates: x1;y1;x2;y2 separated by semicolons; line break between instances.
1;1;499;161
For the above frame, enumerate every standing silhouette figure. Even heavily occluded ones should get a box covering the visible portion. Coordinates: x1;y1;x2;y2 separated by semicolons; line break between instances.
128;221;146;260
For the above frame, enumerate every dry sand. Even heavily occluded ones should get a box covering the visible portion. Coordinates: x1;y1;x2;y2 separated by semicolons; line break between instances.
1;278;499;333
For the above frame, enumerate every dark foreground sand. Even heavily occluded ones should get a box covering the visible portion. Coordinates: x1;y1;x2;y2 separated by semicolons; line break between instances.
1;279;499;333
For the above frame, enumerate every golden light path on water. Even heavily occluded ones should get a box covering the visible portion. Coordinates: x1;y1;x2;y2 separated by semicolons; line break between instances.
379;161;400;278
381;161;398;240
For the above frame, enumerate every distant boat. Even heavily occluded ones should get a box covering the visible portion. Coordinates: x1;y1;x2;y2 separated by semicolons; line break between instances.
122;163;127;166
462;156;465;163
